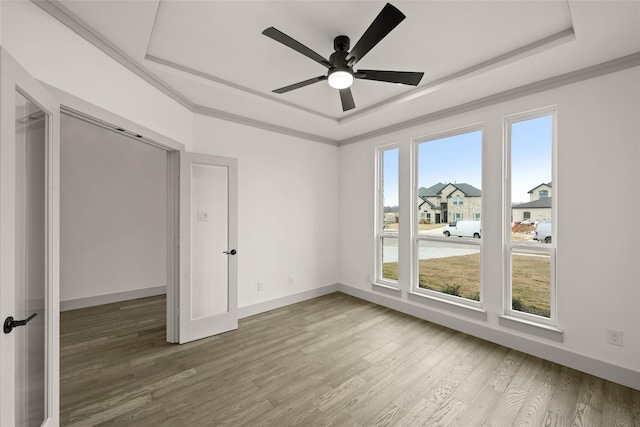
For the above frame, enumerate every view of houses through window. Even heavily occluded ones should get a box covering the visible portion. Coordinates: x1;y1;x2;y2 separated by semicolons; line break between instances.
415;129;483;303
507;112;555;321
378;146;399;284
375;111;556;323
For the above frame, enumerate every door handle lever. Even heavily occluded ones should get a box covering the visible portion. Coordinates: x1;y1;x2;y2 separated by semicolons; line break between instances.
223;249;237;255
3;313;37;334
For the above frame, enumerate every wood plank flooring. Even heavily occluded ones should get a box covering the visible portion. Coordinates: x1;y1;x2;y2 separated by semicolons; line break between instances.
60;292;640;426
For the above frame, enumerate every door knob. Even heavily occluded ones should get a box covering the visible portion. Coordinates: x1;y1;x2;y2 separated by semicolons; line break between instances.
223;249;237;255
3;313;37;334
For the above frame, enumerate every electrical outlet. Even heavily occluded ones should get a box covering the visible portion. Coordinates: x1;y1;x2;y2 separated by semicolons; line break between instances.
257;282;264;292
607;328;623;346
289;275;294;286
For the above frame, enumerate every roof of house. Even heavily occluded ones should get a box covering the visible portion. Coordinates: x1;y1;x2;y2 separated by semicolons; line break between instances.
418;198;439;210
418;182;447;197
528;182;552;194
418;182;481;198
448;183;482;197
512;198;552;209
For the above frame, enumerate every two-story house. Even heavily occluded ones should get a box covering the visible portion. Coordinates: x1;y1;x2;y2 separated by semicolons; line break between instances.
418;182;482;224
511;182;552;222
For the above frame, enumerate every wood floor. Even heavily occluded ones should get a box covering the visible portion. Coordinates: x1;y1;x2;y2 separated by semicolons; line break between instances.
60;292;640;426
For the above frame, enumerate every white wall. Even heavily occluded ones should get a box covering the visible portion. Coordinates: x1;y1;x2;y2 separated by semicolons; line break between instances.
338;67;640;386
193;115;339;309
60;114;167;304
0;1;193;148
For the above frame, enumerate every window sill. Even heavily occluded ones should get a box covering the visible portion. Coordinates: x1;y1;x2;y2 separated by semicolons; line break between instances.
371;281;401;297
408;291;487;321
498;315;564;342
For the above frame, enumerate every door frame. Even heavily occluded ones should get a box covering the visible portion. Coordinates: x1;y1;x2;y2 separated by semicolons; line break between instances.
0;48;60;427
46;85;185;343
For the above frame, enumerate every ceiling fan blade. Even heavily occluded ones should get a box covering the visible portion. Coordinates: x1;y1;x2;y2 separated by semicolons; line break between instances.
263;27;332;69
346;3;405;66
273;76;327;94
355;70;424;86
339;88;356;111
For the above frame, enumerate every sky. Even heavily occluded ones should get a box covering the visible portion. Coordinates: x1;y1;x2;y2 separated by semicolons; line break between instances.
382;115;553;207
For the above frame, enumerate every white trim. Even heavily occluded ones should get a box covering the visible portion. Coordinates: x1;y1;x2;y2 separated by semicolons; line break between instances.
31;1;639;148
408;291;487;320
60;286;167;312
339;53;640;146
336;283;640;391
145;54;336;122
412;127;484;309
371;282;401;294
192;105;338;147
32;0;192;110
375;144;400;286
237;284;339;319
504;107;558;326
498;314;564;342
0;48;61;426
48;87;184;343
41;83;186;153
166;151;180;343
339;28;576;124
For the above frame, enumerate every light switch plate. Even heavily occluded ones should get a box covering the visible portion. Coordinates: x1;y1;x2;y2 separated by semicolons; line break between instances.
197;210;209;222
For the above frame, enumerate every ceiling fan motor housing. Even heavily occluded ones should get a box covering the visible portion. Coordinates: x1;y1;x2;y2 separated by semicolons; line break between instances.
334;35;350;52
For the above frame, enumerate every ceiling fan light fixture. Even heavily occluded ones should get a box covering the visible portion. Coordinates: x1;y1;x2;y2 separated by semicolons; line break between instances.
328;70;353;89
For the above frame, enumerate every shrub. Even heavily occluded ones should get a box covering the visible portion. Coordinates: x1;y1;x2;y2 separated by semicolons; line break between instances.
441;284;461;297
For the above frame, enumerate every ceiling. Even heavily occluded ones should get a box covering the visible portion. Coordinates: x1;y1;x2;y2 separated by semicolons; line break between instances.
37;1;640;145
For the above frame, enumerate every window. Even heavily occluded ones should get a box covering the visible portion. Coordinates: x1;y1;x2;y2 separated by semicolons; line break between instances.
376;145;399;285
474;213;481;221
505;109;556;324
415;129;482;305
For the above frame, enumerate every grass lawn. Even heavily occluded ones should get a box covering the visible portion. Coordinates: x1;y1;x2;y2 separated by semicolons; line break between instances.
382;252;550;317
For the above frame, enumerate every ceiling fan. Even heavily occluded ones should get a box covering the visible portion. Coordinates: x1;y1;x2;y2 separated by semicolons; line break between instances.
262;3;424;112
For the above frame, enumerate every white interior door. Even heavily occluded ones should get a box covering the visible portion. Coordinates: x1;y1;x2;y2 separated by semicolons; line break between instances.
179;152;237;344
0;49;60;426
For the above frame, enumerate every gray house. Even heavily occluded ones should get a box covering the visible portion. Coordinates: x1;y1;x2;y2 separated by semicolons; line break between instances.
418;182;482;224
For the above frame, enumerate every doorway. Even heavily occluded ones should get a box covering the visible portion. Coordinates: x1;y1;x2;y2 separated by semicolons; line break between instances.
59;112;170;313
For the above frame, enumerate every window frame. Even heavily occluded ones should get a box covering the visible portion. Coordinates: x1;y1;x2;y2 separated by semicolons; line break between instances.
375;143;400;288
504;107;558;326
412;125;484;308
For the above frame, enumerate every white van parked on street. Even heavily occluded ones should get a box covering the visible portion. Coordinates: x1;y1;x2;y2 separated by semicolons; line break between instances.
534;221;552;243
442;221;481;239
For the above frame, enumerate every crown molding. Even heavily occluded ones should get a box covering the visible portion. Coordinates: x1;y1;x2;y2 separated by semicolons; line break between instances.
193;105;339;146
144;54;337;122
28;1;640;149
337;52;640;146
32;0;193;111
338;27;576;124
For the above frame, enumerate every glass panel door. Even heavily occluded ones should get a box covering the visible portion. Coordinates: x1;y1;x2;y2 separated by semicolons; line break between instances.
14;91;46;427
179;152;238;344
0;48;60;426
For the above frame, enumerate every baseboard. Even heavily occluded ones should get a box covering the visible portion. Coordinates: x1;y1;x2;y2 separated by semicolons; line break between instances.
238;284;339;319
60;286;167;311
336;283;640;391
